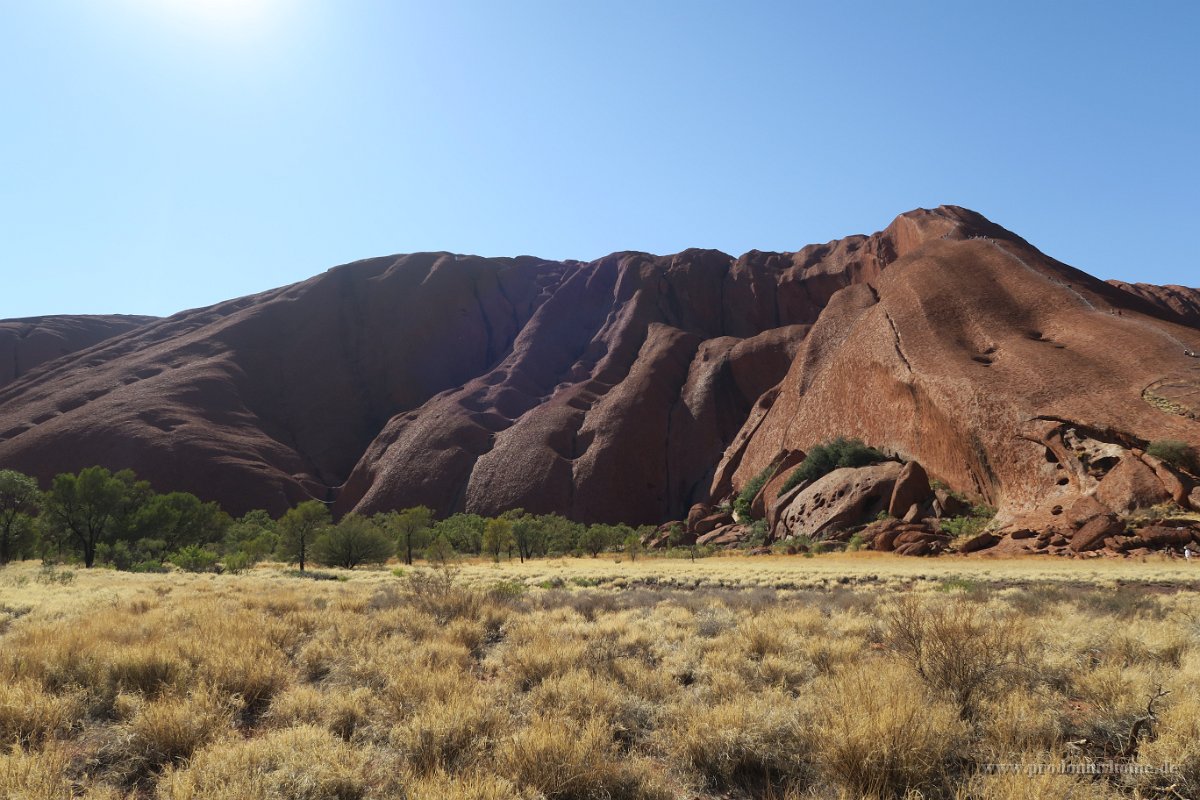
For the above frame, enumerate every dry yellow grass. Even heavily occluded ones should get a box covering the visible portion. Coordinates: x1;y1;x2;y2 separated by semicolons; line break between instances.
0;555;1197;798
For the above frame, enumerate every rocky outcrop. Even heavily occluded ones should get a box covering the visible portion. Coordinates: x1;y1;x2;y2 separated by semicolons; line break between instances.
888;461;932;517
722;208;1200;533
1070;515;1126;553
0;315;155;388
1094;457;1171;513
775;462;902;540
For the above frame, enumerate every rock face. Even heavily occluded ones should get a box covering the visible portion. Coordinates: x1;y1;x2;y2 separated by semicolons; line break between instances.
888;461;932;518
0;315;155;388
1070;515;1126;553
1094;457;1171;513
0;205;1197;527
776;462;902;540
720;207;1200;532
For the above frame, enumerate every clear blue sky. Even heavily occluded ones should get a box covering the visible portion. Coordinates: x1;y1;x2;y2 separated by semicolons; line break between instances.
2;1;1196;318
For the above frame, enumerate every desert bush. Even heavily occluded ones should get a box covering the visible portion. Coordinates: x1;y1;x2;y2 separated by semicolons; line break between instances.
168;545;219;573
266;685;374;741
102;685;235;781
0;680;84;746
401;567;486;623
156;725;390;800
391;690;506;773
814;661;968;798
660;690;811;791
0;743;87;800
778;437;887;497
497;714;672;800
1134;689;1200;795
884;595;1028;720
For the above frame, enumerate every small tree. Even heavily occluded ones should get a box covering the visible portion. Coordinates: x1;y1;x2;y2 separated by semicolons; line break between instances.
482;518;514;563
425;534;456;566
432;513;486;555
623;532;643;562
41;466;149;568
276;500;331;572
131;491;229;551
580;524;612;558
0;469;40;565
222;509;278;565
382;506;433;566
509;512;547;563
312;514;392;569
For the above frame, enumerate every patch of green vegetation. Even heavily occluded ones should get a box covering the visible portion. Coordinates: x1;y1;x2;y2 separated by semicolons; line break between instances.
489;579;527;599
1146;439;1198;472
777;438;888;497
734;464;776;521
940;504;997;541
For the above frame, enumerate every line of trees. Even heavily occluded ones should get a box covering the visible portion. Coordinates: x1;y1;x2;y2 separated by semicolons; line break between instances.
0;466;659;572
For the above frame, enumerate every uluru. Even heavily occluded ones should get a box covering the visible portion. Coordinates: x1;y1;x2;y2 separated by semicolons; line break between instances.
0;205;1197;542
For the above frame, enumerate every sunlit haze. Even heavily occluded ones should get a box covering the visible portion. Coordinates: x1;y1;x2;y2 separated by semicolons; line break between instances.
1;2;1197;318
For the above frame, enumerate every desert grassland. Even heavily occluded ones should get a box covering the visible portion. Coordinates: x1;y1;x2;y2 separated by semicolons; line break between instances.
0;555;1197;800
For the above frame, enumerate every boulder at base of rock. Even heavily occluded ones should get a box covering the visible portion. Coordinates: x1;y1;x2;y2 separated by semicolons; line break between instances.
960;531;999;553
896;540;942;556
1142;455;1190;506
1094;457;1171;513
1066;496;1110;528
687;504;713;532
767;481;807;539
696;524;750;547
777;462;903;540
888;461;932;517
1070;515;1126;553
1135;525;1198;549
693;510;734;535
932;488;971;518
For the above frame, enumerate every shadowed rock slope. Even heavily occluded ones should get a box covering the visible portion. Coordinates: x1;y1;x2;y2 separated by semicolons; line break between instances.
0;207;1197;527
0;315;156;388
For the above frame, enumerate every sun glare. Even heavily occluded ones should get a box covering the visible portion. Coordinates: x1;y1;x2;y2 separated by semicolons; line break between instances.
134;0;280;36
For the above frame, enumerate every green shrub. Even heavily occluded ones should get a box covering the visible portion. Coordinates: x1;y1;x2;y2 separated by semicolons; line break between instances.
1146;439;1198;472
489;579;527;600
733;464;775;521
222;551;255;575
130;560;169;574
169;545;220;573
777;438;887;497
940;516;987;539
